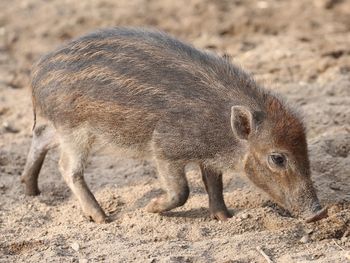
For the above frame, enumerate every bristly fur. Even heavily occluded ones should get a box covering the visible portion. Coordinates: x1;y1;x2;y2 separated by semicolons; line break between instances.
30;27;307;161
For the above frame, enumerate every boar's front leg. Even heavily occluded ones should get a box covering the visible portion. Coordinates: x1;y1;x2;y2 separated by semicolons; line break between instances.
58;133;106;223
146;159;189;213
201;166;232;221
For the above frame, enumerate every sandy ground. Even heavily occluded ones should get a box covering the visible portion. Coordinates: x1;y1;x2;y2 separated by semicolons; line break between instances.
0;0;349;262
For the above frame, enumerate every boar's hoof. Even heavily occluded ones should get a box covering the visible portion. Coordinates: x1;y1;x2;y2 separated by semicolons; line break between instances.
145;197;169;213
86;213;107;224
20;177;41;196
210;210;232;222
24;187;41;196
305;207;328;223
83;208;107;224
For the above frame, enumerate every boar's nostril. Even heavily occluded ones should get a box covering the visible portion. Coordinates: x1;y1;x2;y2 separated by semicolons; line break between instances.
311;202;322;213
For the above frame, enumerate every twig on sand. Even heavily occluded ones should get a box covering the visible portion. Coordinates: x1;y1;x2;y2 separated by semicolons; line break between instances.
333;240;344;251
256;246;274;263
333;240;350;261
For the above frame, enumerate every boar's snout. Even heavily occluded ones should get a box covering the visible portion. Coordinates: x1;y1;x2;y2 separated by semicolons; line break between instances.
288;184;328;223
301;201;328;223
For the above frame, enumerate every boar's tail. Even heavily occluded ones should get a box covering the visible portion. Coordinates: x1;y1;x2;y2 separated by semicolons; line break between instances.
32;95;37;131
32;107;37;131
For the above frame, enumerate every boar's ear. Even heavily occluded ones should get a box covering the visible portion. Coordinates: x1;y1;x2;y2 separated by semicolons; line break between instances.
230;106;254;140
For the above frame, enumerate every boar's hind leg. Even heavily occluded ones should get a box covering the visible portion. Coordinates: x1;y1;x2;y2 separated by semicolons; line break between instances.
201;167;232;221
58;133;106;223
146;159;189;213
21;124;58;196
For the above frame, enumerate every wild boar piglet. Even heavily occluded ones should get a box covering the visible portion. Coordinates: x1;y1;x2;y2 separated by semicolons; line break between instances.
21;27;327;223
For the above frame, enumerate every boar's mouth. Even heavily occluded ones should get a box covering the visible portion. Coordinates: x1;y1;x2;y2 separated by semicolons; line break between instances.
287;196;328;223
299;200;328;223
304;206;328;223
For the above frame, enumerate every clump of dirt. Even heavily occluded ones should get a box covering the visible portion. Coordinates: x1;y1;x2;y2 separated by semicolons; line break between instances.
311;203;350;241
1;240;45;256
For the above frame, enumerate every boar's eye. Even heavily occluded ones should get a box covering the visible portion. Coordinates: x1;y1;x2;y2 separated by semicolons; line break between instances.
268;153;287;168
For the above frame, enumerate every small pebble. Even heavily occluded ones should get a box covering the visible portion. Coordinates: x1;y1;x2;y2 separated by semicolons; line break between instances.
241;213;249;219
3;122;19;133
0;27;5;36
71;242;80;252
341;236;348;243
79;259;88;263
300;235;309;244
305;228;313;234
0;107;9;115
257;1;268;9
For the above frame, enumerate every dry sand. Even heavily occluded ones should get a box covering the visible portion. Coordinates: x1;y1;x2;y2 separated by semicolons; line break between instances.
0;0;349;262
